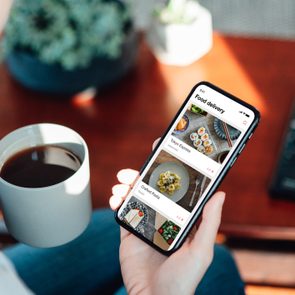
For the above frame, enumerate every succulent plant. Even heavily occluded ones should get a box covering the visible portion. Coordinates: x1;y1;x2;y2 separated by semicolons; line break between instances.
1;0;131;70
154;0;200;24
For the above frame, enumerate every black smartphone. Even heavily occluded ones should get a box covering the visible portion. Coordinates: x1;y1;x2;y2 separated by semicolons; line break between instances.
115;81;260;255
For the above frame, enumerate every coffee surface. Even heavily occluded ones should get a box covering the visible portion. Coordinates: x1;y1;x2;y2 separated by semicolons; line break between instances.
0;145;81;188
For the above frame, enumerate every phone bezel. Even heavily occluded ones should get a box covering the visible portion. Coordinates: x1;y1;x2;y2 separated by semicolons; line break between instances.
115;81;260;256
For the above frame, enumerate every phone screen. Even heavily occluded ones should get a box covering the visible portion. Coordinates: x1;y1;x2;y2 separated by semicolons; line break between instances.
117;82;259;253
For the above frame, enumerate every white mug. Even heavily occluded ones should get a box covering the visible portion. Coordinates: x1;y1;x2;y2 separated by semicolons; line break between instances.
0;123;92;247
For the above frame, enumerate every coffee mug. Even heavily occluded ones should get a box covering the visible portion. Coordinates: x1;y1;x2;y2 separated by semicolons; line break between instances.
0;123;92;247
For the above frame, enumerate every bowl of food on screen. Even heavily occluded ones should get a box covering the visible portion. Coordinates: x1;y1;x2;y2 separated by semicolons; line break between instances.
189;104;208;116
149;162;190;203
157;220;181;245
213;118;241;140
173;115;189;134
217;150;230;164
120;202;148;231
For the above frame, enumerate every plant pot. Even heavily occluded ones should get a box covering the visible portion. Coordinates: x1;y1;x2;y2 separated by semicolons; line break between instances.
5;29;139;95
146;2;212;66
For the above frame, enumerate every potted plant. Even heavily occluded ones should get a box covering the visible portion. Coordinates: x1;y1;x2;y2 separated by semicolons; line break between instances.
146;0;212;66
0;0;138;94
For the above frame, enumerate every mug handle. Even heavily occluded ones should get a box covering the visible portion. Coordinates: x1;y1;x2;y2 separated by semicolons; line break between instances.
0;216;9;234
0;199;9;234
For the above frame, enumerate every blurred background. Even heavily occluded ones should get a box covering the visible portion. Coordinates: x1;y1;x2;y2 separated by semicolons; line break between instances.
0;0;295;294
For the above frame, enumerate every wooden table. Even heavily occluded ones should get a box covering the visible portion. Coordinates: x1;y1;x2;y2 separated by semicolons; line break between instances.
1;33;295;241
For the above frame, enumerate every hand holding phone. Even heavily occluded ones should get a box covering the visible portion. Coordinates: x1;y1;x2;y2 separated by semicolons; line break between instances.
110;168;225;295
115;81;260;255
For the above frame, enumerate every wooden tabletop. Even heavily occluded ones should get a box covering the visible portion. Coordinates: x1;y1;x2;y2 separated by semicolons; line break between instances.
1;33;295;241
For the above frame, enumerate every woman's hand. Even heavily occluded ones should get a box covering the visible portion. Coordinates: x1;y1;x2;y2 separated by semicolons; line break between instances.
110;168;225;295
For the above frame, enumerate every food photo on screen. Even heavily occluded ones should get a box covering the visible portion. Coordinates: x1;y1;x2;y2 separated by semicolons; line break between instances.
118;196;182;250
173;105;241;164
142;150;211;212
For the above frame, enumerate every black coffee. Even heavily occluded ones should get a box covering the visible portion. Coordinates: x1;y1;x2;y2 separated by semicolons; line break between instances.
0;145;81;188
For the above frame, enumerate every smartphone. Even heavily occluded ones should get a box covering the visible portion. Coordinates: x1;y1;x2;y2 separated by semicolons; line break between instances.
115;81;260;255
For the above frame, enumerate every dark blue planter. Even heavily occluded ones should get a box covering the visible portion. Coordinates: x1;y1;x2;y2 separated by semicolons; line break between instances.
6;30;138;95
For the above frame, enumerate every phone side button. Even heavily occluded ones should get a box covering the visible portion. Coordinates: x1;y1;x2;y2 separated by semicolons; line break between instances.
238;143;246;154
230;157;238;167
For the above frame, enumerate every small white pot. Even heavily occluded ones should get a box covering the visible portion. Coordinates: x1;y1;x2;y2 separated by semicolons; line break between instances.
146;2;213;66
